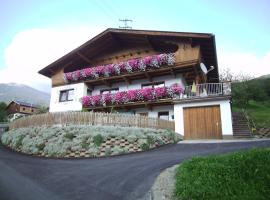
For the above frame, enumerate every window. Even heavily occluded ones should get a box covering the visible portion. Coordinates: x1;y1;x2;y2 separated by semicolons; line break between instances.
138;112;148;117
22;107;25;111
141;81;165;89
100;88;119;95
59;89;74;102
158;111;169;120
87;88;92;96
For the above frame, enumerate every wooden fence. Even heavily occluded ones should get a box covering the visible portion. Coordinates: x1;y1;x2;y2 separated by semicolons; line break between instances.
9;112;175;131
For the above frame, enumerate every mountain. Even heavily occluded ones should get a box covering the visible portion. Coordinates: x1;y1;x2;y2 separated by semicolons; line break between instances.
257;74;270;79
0;83;50;106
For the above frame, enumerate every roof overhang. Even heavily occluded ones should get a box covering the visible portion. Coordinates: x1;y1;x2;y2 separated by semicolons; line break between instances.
38;28;219;81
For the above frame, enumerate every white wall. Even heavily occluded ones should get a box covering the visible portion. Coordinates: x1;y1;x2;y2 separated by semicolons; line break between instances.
50;83;87;112
91;74;185;95
133;105;174;121
174;99;233;136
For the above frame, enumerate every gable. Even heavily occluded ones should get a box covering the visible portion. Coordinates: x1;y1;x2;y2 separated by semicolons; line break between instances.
39;28;218;81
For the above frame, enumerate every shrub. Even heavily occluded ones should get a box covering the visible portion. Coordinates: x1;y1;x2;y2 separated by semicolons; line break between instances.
93;134;103;147
105;147;111;156
36;143;45;151
88;147;100;157
64;132;76;140
146;135;155;147
81;138;89;149
140;143;150;151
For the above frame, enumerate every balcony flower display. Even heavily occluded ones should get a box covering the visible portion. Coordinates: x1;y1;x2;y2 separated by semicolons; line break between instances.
81;83;184;107
64;53;175;83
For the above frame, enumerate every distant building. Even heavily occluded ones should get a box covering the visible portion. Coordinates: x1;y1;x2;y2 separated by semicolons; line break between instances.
6;101;39;121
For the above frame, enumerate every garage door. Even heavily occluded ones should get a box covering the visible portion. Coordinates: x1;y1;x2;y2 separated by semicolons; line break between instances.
183;105;222;139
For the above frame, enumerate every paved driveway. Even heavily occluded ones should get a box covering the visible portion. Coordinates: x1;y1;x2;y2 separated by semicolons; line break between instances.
0;140;270;200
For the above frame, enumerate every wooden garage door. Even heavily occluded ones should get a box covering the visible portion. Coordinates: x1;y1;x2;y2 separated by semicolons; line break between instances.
183;105;222;139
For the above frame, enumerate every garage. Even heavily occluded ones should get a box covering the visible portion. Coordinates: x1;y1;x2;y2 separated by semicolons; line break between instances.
183;105;222;139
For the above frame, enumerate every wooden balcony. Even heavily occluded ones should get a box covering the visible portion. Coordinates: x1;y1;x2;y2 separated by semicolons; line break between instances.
86;82;231;111
51;43;211;87
84;59;199;88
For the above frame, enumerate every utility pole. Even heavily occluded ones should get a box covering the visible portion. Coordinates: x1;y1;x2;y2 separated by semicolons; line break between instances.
119;19;133;29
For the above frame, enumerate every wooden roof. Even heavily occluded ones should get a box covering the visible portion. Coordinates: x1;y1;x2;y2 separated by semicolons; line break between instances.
38;28;219;81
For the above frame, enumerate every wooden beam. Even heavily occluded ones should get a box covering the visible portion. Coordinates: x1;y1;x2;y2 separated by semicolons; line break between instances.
144;71;152;81
77;52;92;65
170;67;176;77
122;76;131;85
101;79;111;87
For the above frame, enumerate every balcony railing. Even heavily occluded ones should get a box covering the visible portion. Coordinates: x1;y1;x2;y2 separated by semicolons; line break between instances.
82;82;231;110
179;82;231;99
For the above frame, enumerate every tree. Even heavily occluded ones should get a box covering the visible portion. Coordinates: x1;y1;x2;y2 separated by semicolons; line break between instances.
0;102;7;122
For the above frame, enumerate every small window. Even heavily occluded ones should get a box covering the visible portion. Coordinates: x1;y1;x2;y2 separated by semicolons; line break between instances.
138;112;148;117
87;88;92;96
59;89;74;102
158;111;169;120
142;81;165;89
100;88;119;95
31;109;34;112
22;107;25;111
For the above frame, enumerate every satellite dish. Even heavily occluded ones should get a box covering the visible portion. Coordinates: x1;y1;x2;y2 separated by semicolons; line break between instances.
200;62;215;74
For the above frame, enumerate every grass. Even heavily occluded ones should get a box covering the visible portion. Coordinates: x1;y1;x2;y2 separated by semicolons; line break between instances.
232;100;270;128
174;148;270;200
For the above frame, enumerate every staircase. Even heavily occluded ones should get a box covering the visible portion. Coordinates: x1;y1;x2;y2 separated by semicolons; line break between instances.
232;112;252;138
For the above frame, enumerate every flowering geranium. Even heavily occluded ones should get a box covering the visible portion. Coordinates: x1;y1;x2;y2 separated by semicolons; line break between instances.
81;83;183;107
64;53;175;83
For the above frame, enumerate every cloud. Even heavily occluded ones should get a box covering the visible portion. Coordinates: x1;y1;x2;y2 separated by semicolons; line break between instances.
218;50;270;77
0;27;104;93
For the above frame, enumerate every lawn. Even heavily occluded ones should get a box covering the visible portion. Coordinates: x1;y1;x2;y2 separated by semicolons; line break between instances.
174;148;270;200
232;100;270;128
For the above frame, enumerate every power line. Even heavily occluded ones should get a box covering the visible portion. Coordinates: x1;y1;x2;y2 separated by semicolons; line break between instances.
119;19;133;29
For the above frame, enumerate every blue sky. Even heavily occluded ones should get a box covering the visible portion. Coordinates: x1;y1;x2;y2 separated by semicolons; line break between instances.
0;0;269;92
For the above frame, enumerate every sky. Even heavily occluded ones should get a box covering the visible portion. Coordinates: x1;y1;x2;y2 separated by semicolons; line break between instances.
0;0;269;93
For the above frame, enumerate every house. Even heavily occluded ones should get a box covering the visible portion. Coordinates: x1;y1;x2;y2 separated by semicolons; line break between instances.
6;101;39;121
38;28;233;139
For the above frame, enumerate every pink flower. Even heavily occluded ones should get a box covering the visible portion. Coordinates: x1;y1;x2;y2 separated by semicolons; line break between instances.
127;89;138;101
128;59;139;71
81;96;91;107
64;73;73;82
83;68;93;78
91;95;102;106
155;87;167;98
140;88;155;100
143;56;152;66
102;93;112;104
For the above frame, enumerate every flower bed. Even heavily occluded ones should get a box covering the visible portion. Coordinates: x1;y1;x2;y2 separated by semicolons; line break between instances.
1;125;181;158
81;84;183;107
64;53;175;83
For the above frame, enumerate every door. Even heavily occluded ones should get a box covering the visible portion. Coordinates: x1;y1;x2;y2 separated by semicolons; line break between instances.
183;105;222;139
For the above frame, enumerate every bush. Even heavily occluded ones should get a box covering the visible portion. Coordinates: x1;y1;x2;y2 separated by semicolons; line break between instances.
174;148;270;200
36;143;45;151
64;132;76;140
93;134;103;147
146;135;155;147
140;143;150;151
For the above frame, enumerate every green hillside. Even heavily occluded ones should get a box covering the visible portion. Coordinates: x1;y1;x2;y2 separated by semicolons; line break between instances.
232;76;270;128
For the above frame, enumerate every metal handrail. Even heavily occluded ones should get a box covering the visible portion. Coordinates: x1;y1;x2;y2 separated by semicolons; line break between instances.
180;82;231;99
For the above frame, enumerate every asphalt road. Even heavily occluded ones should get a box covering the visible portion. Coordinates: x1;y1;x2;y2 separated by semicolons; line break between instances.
0;140;270;200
